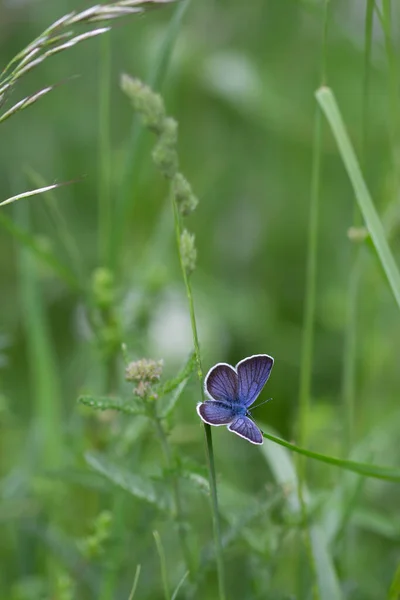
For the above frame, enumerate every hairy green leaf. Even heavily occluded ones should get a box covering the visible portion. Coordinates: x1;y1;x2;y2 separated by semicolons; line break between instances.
85;451;170;511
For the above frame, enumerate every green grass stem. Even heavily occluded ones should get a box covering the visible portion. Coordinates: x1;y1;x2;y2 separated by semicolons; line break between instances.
297;3;330;597
171;197;226;600
153;531;171;600
16;202;64;470
262;430;400;483
128;564;142;600
381;0;400;161
98;34;113;268
26;167;85;286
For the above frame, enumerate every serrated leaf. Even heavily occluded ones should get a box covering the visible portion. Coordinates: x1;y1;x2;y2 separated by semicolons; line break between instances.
78;394;144;415
85;451;170;511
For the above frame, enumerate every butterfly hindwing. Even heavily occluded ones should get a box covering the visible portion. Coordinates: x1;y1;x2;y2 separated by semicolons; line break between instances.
236;354;274;407
228;415;263;445
197;401;234;425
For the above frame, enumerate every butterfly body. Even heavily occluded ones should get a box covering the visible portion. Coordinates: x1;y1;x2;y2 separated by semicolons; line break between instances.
196;354;274;445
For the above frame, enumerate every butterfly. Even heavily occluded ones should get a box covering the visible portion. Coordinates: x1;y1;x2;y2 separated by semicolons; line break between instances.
196;354;274;445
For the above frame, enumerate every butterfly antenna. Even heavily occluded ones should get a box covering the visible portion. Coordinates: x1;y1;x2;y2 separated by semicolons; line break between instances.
250;397;272;411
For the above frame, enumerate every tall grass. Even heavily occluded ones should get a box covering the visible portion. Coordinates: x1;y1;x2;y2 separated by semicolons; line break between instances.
1;1;400;599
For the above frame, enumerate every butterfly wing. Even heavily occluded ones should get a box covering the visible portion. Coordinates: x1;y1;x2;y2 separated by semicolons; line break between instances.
204;363;238;402
197;401;234;425
236;354;274;407
228;416;263;445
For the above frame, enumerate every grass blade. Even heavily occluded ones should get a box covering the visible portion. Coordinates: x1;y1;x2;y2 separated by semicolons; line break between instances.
98;34;112;267
153;531;170;600
16;203;64;469
316;86;400;310
128;564;142;600
261;429;400;483
171;570;189;600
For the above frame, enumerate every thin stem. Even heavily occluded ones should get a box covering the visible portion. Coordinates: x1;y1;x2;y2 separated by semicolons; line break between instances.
153;531;170;600
152;409;195;577
340;0;374;580
382;0;399;167
342;0;374;460
128;565;141;600
171;196;226;600
98;34;112;268
297;3;330;598
361;0;374;166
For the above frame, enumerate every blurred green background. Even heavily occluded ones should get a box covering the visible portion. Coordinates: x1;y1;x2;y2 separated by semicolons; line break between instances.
1;1;400;599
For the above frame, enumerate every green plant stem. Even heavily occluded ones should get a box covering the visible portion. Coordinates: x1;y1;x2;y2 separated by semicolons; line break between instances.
153;531;170;600
381;0;400;166
261;430;400;483
128;565;141;600
171;197;226;600
297;4;330;598
98;34;112;268
152;409;195;577
342;0;374;459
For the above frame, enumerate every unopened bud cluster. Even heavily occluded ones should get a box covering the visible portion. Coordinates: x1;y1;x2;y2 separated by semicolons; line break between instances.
125;358;164;399
180;229;197;275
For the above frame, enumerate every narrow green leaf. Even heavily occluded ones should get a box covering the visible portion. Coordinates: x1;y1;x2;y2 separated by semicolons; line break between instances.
128;564;141;600
171;570;189;600
153;531;170;600
17;203;64;469
261;429;400;483
85;451;170;511
78;394;144;415
26;167;85;285
316;86;400;310
160;378;190;419
159;351;196;396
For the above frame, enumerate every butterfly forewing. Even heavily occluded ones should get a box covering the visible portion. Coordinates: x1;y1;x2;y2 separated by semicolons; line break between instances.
205;363;238;402
228;416;263;445
236;354;274;407
197;401;234;425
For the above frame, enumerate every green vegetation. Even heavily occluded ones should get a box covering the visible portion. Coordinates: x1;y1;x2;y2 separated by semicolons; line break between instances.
1;1;400;599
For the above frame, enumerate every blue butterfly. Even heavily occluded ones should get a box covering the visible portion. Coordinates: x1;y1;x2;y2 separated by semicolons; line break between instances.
196;354;274;445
